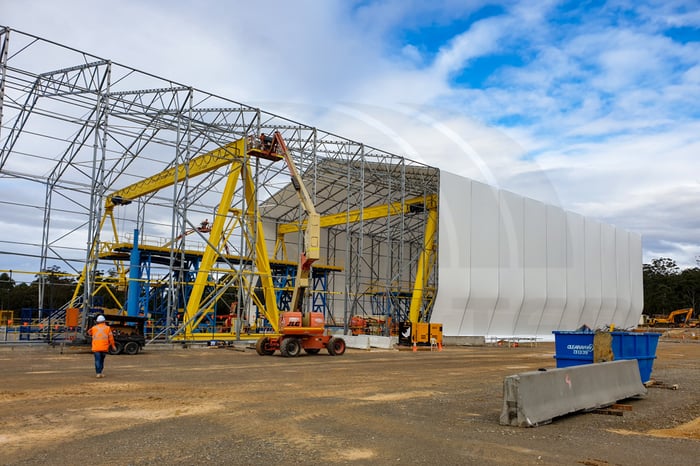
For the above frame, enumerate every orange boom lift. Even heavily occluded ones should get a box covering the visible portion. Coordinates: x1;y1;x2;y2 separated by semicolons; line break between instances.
249;132;346;357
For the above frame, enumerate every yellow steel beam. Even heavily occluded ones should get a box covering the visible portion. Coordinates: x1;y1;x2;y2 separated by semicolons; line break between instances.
182;148;244;336
176;332;263;342
277;194;438;235
409;205;438;324
243;159;280;331
105;139;244;208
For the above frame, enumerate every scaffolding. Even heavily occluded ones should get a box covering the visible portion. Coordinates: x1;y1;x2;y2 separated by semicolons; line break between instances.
0;27;439;340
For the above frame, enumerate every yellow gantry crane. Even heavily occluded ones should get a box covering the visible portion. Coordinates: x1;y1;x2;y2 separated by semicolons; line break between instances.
70;139;251;310
70;137;281;340
70;132;439;342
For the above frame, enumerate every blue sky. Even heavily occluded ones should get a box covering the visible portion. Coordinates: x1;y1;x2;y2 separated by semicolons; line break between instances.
2;0;700;269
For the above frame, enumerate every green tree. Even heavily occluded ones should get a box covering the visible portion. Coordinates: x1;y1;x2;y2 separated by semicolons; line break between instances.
643;258;700;318
11;282;37;310
36;266;77;310
643;258;678;315
678;268;700;319
645;257;681;276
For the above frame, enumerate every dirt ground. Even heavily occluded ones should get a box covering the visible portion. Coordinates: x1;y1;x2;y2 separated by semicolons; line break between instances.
0;338;698;466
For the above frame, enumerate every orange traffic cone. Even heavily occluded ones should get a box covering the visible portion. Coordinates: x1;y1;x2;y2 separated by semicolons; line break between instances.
412;342;417;352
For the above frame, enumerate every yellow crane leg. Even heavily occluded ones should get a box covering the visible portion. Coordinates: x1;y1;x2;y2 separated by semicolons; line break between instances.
183;142;246;337
409;206;438;324
242;161;280;332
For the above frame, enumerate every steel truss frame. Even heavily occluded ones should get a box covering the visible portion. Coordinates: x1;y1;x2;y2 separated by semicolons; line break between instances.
0;27;439;339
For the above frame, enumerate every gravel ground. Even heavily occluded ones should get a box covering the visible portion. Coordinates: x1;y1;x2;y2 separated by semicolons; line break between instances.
0;340;698;465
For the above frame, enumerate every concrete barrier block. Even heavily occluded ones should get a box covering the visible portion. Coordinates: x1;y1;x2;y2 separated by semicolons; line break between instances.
338;334;370;350
368;335;396;349
330;334;396;349
500;359;647;427
444;336;485;346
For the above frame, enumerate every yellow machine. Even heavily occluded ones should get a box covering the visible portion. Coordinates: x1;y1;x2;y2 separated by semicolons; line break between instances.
648;308;695;327
397;321;443;349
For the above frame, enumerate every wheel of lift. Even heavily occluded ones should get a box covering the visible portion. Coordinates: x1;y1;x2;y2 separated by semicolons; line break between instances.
255;336;275;356
109;341;124;355
327;337;346;356
280;337;302;357
123;341;140;355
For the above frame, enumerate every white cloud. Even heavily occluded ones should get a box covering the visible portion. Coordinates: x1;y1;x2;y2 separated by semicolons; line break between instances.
637;0;700;28
400;44;423;64
432;16;509;78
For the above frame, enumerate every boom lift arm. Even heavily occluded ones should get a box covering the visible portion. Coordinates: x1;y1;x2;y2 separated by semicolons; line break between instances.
250;131;345;358
251;131;320;312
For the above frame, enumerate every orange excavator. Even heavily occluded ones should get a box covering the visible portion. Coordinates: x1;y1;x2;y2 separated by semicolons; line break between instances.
249;132;346;357
648;308;696;327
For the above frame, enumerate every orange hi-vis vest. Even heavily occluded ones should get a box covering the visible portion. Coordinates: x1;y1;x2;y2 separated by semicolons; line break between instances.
88;323;115;353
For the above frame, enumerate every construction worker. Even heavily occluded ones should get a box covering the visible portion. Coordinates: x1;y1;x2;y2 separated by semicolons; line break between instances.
197;219;211;232
87;315;116;378
261;133;274;151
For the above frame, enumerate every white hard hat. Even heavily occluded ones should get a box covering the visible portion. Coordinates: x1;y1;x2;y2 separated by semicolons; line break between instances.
96;315;106;323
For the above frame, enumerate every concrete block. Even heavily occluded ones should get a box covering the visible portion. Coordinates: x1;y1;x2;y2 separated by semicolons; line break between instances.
444;335;485;346
330;334;396;350
368;335;396;349
500;359;647;427
338;334;370;350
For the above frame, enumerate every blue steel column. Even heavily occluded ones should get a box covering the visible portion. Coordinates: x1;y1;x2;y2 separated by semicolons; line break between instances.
126;229;141;316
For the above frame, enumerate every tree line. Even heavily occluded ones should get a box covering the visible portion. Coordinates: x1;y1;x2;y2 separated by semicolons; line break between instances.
643;258;699;318
0;266;119;316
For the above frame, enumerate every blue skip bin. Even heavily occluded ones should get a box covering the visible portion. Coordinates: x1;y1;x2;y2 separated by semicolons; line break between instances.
610;331;661;384
553;330;661;383
553;331;595;367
